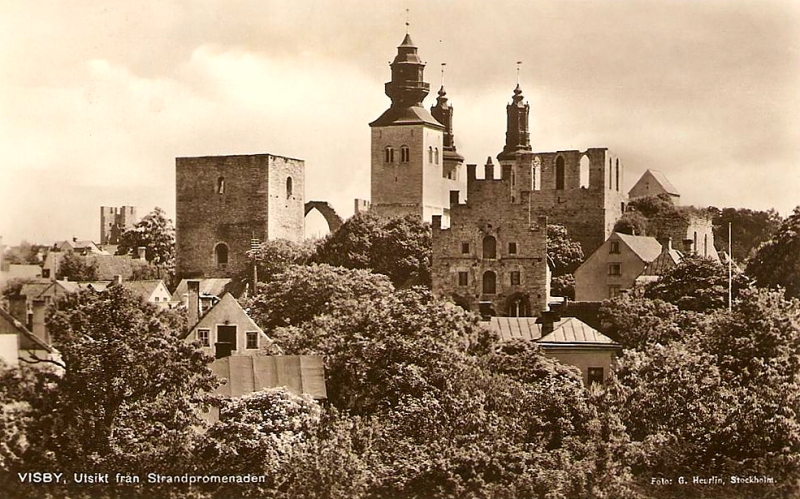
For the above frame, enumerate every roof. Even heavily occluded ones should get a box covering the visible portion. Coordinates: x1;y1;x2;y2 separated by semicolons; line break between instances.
369;105;445;129
19;281;52;299
615;233;663;263
122;280;166;299
484;316;619;347
641;248;683;276
172;278;233;302
185;292;264;338
210;355;327;400
646;170;680;196
0;306;53;353
87;254;149;280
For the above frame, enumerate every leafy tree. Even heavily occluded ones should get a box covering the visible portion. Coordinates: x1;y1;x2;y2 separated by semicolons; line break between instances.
116;207;175;270
3;241;46;265
746;206;800;299
247;238;315;282
312;212;432;288
547;224;584;299
708;206;782;263
55;251;98;281
627;193;678;218
613;211;648;236
4;286;217;499
598;295;689;349
643;256;750;312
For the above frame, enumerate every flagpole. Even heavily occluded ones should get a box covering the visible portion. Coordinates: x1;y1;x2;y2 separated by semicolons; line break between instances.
728;222;732;312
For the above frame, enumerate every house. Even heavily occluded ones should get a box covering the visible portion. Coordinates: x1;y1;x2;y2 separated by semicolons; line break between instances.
181;280;326;423
121;280;172;308
628;169;680;205
574;232;663;301
172;278;233;310
484;311;621;385
0;306;57;369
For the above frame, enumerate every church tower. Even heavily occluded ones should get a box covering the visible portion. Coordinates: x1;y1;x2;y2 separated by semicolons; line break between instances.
497;84;534;200
430;85;464;183
370;34;466;225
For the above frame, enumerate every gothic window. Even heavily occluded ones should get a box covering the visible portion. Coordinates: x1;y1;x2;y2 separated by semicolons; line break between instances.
532;156;541;190
458;271;468;286
609;158;613;188
579;155;590;188
385;146;394;163
615;159;620;192
400;145;410;163
246;331;258;349
482;235;497;259
693;231;698;254
434;147;439;164
704;234;708;257
214;242;229;268
482;271;496;294
508;242;517;255
510;271;521;286
217;176;225;194
428;146;433;163
286;177;293;198
556;156;565;190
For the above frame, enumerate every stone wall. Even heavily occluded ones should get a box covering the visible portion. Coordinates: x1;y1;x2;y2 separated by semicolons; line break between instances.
175;154;304;280
648;211;719;261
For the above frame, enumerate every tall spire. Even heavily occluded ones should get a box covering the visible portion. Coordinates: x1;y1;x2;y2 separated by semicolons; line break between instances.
431;85;461;161
497;83;531;161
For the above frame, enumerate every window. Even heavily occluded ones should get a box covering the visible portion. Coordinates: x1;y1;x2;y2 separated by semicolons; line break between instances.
461;242;470;254
428;146;433;163
197;329;210;347
608;263;621;276
532;156;541;190
214;243;229;268
609;241;620;254
704;234;708;257
434;147;439;164
286;177;293;198
458;271;468;286
510;271;521;286
579;155;590;188
482;271;496;294
246;331;258;349
508;242;517;255
693;231;698;254
555;156;565;190
588;367;604;385
608;285;621;298
217;176;225;194
482;235;497;259
400;145;410;163
615;159;620;192
385;146;394;163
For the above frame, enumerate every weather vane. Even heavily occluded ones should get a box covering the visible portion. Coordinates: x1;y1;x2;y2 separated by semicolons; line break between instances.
516;61;522;84
441;62;446;87
405;8;410;34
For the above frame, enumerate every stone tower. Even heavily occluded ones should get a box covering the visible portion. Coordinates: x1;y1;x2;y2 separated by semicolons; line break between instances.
100;206;137;245
430;85;465;181
175;153;304;280
497;84;532;165
369;34;466;225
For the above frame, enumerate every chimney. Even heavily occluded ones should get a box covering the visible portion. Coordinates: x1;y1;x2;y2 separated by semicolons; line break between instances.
432;215;442;230
112;274;123;286
484;157;494;180
136;246;146;260
538;310;561;336
187;280;200;327
32;299;48;344
683;238;694;255
449;190;460;207
659;237;673;251
467;164;477;183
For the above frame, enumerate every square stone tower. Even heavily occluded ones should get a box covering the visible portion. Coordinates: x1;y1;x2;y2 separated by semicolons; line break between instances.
175;153;304;280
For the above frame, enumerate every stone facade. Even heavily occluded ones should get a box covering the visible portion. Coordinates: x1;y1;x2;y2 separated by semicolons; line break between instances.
432;162;550;317
100;206;136;245
175;153;304;280
647;211;719;261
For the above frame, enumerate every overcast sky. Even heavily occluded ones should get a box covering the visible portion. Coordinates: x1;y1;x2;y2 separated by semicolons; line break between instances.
1;0;799;245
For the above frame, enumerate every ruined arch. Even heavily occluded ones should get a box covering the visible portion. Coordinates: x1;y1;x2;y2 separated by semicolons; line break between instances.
304;201;343;234
579;155;590;189
505;292;531;317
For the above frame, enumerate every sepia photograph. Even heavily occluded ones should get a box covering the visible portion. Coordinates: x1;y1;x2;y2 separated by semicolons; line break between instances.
1;1;799;498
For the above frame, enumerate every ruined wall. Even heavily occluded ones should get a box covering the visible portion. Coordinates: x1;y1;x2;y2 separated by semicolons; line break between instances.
648;211;719;261
432;163;549;317
176;154;304;280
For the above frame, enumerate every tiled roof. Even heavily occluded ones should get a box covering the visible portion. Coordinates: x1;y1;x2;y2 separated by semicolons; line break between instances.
616;233;663;263
87;255;149;280
19;282;52;299
172;278;233;302
122;280;164;299
641;248;683;276
210;355;327;399
646;169;680;196
485;316;619;347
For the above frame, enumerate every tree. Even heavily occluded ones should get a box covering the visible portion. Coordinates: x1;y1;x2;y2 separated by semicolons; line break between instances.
709;206;782;263
627;193;678;219
547;224;584;299
746;206;800;299
598;295;691;349
116;207;175;270
246;238;315;282
312;212;432;288
613;211;648;236
5;285;217;499
56;251;98;281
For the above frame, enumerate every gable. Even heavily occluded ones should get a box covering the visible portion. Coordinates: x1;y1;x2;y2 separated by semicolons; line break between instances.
188;293;262;337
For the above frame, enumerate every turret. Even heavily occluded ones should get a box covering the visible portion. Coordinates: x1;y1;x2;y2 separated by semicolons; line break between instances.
431;86;464;163
497;84;532;162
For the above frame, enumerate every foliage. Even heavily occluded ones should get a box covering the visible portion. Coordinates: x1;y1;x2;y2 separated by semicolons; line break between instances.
746;206;800;299
2;241;46;265
598;295;690;349
311;212;432;288
2;286;217;499
627;193;678;219
246;238;315;282
550;273;575;300
1;277;37;300
644;256;750;312
547;224;584;276
56;251;98;281
708;206;782;263
116;207;175;270
613;211;648;236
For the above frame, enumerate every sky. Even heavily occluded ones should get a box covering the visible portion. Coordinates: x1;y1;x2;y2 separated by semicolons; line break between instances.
1;0;799;245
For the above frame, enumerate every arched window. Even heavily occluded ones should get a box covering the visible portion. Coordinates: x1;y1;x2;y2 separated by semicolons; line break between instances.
214;243;229;268
693;231;698;254
428;146;433;163
434;147;439;164
286;176;293;198
384;146;394;163
704;234;708;257
579;155;590;188
609;158;613;188
555;156;565;190
400;145;409;163
217;176;225;194
482;271;496;294
615;159;620;192
532;156;541;190
482;235;497;259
